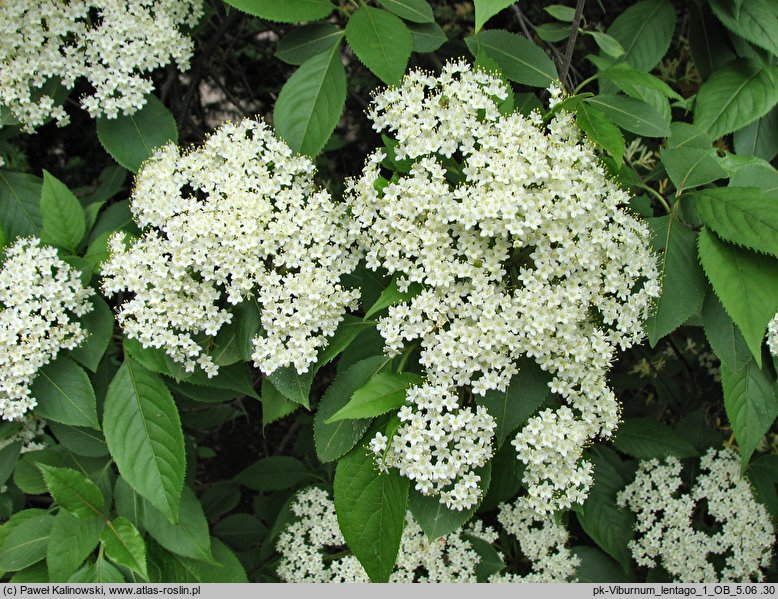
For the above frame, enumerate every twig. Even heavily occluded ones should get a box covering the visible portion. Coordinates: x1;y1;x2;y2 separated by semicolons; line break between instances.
559;0;586;90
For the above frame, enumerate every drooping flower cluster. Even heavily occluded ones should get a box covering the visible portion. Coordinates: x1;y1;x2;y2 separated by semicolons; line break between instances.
370;384;496;510
349;61;659;513
490;499;580;583
616;447;774;582
275;486;493;583
0;0;202;130
102;119;360;377
0;238;93;420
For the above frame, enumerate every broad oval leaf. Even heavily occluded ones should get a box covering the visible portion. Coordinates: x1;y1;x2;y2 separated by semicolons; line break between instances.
223;0;334;22
607;0;676;71
644;216;707;346
734;106;778;163
407;22;447;53
40;171;86;252
273;46;346;157
473;29;558;88
346;7;412;86
702;289;751;373
70;297;114;373
101;517;147;579
103;359;185;523
585;94;670;137
693;59;778;140
276;24;343;66
67;557;125;583
267;366;313;409
314;355;392;462
722;361;778;467
377;0;434;23
315;315;375;371
709;0;778;56
695;187;778;259
697;227;778;366
30;357;99;430
0;171;42;240
47;512;104;582
38;465;104;519
576;102;624;166
0;514;54;571
96;94;178;173
613;418;699;459
659;147;726;193
259;378;300;427
327;371;422;422
334;445;408;582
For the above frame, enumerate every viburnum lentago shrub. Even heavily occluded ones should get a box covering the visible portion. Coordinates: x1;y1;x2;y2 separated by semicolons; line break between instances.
0;238;93;421
0;0;202;130
274;487;578;583
617;447;775;582
101;118;361;378
347;62;660;514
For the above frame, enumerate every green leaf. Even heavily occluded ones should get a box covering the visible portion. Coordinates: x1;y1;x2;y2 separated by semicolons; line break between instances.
575;102;624;166
209;319;242;367
584;95;670;137
276;24;343;65
259;378;300;427
223;0;333;22
101;517;147;579
70;297;114;373
730;162;778;200
606;0;676;71
327;371;422;422
233;300;261;362
749;454;778;516
315;316;375;371
722;361;778;467
613;418;699;459
213;514;267;551
534;22;572;43
693;59;778;140
40;170;86;252
236;456;310;492
408;464;491;540
660;147;726;193
600;62;681;100
475;359;551;447
30;357;99;430
103;359;185;523
576;447;633;570
668;122;712;150
734;106;778;162
702;289;751;373
148;539;247;583
544;4;576;21
314;355;392;462
0;171;43;239
273;46;346;157
96;95;177;174
697;227;778;365
695;187;778;259
47;512;104;582
407;22;447;53
464;533;506;581
709;0;778;56
473;30;558;88
267;366;313;408
334;445;408;582
346;7;412;86
0;441;21;486
14;449;63;494
68;557;125;583
586;31;625;58
364;277;423;319
377;0;434;23
200;483;241;519
141;487;214;564
0;514;54;571
572;546;633;583
38;465;104;519
644;216;707;345
473;0;515;32
689;2;735;81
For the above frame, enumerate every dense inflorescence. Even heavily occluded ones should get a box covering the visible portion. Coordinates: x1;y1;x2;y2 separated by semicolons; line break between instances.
348;62;660;513
0;238;93;420
617;447;775;582
0;0;202;130
102;118;360;378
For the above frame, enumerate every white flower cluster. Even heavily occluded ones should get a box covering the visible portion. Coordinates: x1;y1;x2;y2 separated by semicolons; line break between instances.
370;384;496;510
0;415;47;454
767;313;778;358
0;238;93;420
616;447;775;582
490;499;580;583
0;0;202;130
102;119;360;377
275;486;493;583
348;61;659;513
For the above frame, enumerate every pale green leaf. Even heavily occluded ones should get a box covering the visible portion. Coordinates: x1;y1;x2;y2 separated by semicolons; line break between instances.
223;0;333;22
660;147;726;193
0;514;54;571
346;7;412;85
585;94;670;137
474;0;515;32
377;0;434;23
576;102;624;165
473;29;558;88
407;22;447;53
31;357;99;430
327;371;422;422
47;512;104;582
38;465;104;519
0;171;42;239
40;170;85;252
101;517;147;579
